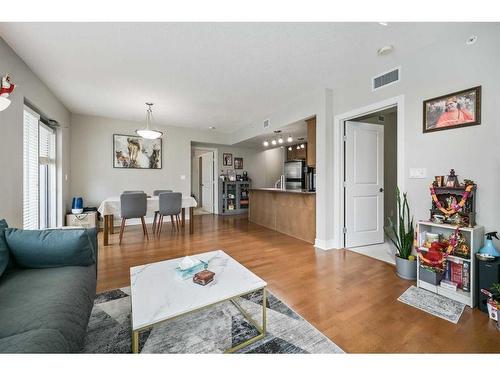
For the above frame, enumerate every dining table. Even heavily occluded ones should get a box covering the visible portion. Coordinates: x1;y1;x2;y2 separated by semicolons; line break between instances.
97;195;198;246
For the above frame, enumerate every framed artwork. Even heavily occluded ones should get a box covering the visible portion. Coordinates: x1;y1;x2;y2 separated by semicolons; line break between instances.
223;153;233;166
423;86;481;133
234;157;243;169
113;134;162;169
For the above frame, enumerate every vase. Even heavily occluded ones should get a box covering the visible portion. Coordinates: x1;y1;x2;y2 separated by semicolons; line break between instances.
395;255;417;280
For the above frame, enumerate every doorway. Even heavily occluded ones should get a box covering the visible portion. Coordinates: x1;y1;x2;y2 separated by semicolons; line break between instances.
336;100;402;264
191;146;218;215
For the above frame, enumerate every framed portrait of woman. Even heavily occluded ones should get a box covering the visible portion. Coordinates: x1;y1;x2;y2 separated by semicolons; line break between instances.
423;86;481;133
223;153;233;166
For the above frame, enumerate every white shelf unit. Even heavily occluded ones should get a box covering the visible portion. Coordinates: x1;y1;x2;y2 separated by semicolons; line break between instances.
416;221;484;307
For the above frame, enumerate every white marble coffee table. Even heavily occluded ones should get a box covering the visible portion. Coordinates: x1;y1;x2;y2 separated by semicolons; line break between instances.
129;250;267;353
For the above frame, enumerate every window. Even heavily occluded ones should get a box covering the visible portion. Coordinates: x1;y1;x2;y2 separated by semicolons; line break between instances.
23;105;57;229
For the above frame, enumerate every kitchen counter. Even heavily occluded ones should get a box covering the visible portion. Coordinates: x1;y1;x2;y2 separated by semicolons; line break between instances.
248;188;316;244
249;188;316;195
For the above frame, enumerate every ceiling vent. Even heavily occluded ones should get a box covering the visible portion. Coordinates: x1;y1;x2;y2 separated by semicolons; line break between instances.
372;67;400;91
263;119;270;129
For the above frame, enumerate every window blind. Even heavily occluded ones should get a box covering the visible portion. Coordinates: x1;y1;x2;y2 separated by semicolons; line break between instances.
23;106;40;229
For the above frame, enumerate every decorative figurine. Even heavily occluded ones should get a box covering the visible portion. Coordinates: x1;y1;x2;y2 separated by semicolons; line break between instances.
445;169;460;188
0;74;15;98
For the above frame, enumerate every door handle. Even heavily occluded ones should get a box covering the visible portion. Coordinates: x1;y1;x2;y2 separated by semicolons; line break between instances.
379;188;384;192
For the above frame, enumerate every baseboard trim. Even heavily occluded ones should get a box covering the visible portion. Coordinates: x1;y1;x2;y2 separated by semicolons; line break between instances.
314;238;338;251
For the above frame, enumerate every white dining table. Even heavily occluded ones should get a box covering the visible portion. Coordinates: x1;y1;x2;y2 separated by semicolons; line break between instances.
98;195;197;246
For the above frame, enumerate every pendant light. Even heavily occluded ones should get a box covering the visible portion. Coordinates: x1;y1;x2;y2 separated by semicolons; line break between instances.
271;139;277;146
287;135;293;143
136;103;163;139
263;140;269;147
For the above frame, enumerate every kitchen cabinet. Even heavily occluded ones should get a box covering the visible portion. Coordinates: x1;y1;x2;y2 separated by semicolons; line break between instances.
306;117;316;167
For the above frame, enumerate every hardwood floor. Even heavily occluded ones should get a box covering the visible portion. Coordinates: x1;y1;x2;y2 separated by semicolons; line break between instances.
97;214;500;353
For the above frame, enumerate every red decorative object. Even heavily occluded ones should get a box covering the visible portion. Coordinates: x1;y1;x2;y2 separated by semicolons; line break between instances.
450;262;463;289
0;74;15;97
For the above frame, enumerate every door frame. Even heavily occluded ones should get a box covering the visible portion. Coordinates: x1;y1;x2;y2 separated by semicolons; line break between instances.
332;95;405;249
191;146;219;214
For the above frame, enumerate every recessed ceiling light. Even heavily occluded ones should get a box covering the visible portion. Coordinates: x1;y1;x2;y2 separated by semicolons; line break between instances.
263;140;269;147
466;35;478;45
377;45;394;56
378;22;388;26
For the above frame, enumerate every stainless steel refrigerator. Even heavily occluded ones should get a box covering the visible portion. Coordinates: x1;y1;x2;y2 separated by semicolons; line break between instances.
284;160;306;190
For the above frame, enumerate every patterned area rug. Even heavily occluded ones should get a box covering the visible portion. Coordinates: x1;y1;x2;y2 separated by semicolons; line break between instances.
398;286;466;324
82;287;344;354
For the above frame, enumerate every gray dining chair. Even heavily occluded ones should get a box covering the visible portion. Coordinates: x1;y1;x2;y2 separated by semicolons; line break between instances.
123;190;144;194
119;192;148;244
152;190;173;232
157;192;182;236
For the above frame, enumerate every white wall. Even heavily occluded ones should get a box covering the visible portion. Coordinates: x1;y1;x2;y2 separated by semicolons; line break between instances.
70;114;224;212
328;23;500;247
0;37;71;228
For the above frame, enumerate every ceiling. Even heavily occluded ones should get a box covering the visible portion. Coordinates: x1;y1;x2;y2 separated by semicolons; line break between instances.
233;119;308;149
0;23;483;133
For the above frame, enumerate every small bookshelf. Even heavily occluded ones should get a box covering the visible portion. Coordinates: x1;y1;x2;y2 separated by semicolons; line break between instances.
219;181;251;215
416;221;484;307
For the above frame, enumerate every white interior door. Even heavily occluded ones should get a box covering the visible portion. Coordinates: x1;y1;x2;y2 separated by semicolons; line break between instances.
201;152;214;213
345;121;384;248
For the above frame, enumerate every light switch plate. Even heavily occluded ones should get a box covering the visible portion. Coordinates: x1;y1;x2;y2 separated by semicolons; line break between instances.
409;168;427;179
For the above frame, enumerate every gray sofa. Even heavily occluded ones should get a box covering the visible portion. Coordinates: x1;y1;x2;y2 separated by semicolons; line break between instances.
0;220;97;353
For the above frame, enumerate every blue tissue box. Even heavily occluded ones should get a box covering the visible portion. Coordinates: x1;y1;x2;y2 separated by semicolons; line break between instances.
175;261;208;280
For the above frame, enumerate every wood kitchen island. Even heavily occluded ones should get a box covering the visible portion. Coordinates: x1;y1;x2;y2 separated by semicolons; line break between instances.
248;188;316;244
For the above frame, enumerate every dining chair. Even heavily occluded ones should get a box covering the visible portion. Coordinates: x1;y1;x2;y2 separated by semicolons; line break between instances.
157;192;182;236
123;190;144;194
119;192;148;244
152;190;173;233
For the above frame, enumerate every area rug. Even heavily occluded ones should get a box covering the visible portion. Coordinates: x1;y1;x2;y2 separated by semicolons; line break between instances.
397;286;466;324
82;287;344;354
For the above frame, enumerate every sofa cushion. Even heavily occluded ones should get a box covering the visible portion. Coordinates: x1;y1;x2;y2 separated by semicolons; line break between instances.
0;328;69;353
0;219;9;277
0;265;96;352
5;228;96;269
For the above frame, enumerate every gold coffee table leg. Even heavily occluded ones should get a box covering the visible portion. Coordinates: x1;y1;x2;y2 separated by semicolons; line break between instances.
225;287;267;353
132;330;139;353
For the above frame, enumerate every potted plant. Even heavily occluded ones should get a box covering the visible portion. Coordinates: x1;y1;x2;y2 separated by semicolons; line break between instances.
385;188;417;280
489;283;500;330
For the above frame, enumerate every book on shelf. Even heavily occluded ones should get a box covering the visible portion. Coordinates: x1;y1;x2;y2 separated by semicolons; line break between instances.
450;262;463;289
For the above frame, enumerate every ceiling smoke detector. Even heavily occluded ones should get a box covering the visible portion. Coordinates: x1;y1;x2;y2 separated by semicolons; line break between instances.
466;35;478;45
377;45;394;56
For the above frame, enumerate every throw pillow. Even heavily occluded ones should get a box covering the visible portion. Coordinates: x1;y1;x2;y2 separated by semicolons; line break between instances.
5;228;96;269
